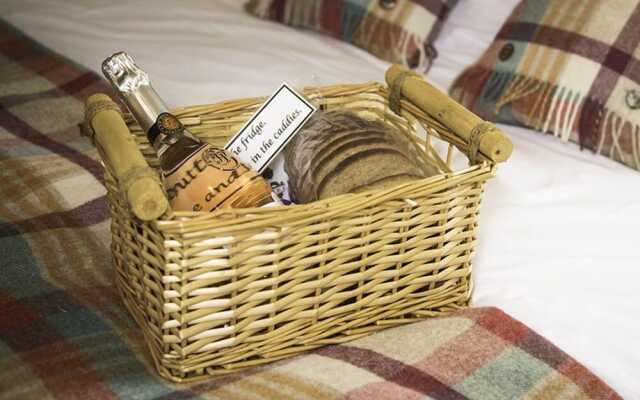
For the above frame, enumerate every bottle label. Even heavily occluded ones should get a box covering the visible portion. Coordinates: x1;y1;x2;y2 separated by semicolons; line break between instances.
148;112;185;146
225;83;316;173
163;145;262;212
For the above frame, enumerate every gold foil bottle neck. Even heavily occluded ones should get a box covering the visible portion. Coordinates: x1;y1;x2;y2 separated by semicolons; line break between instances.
102;51;150;94
101;51;169;133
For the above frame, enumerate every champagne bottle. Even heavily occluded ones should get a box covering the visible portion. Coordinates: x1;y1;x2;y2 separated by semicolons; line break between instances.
102;52;273;212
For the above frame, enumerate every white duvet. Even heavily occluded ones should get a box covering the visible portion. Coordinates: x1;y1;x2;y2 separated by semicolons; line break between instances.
2;0;638;397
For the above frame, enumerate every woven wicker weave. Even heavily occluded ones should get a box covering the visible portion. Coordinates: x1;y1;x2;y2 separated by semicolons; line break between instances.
99;70;509;382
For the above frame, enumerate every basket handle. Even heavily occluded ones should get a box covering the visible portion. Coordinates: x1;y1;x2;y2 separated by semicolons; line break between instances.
84;94;168;220
385;64;513;164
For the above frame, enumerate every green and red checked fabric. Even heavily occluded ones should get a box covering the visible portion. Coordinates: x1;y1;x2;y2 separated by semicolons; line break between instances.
0;18;621;399
450;0;640;172
245;0;457;70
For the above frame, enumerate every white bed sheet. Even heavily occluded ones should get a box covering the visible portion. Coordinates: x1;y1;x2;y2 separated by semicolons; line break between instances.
2;0;638;397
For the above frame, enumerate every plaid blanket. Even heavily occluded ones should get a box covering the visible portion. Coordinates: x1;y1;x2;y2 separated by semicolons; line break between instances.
0;19;621;399
450;0;640;171
245;0;457;70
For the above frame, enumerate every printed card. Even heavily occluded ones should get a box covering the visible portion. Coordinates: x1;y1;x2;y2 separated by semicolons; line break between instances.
225;83;316;173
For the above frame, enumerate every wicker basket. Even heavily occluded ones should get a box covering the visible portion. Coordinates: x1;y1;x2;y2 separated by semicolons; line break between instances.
97;66;511;382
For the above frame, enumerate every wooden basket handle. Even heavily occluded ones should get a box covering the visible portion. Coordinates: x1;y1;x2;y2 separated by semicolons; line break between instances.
84;93;168;221
385;64;513;164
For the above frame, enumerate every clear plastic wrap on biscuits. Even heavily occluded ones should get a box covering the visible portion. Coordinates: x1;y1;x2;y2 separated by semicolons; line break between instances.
283;110;439;203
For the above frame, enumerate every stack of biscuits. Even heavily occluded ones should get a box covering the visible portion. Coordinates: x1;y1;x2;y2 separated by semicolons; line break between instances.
284;110;437;203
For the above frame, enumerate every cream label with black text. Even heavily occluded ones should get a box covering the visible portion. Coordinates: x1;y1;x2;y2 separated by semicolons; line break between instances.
164;145;252;212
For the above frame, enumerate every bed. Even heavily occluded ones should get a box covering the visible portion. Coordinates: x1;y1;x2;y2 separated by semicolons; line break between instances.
1;0;638;398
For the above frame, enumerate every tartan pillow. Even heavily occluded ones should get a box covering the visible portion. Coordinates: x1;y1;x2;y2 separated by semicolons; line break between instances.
450;0;640;171
245;0;458;70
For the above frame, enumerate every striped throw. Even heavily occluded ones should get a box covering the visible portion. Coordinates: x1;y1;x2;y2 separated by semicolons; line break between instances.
245;0;457;70
450;0;640;172
0;18;621;399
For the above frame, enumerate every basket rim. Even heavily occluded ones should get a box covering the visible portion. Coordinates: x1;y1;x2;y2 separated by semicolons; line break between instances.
150;162;495;227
